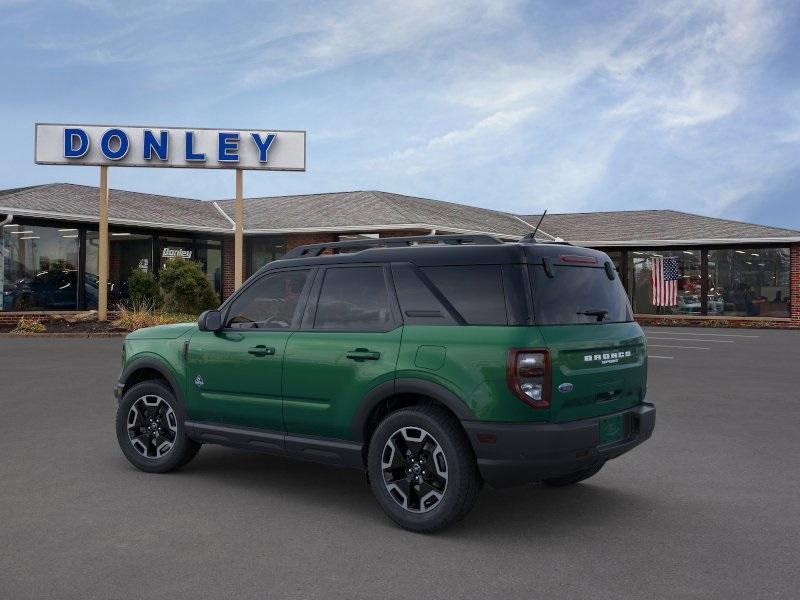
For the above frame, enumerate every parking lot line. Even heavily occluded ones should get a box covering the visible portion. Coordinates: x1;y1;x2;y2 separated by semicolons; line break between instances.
647;355;674;359
646;336;733;343
643;331;760;338
648;344;710;350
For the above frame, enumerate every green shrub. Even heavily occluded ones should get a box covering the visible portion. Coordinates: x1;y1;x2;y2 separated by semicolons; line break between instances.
127;269;162;308
159;259;219;314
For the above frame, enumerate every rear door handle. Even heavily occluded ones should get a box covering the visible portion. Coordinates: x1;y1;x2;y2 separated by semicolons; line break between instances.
346;349;381;361
248;345;276;357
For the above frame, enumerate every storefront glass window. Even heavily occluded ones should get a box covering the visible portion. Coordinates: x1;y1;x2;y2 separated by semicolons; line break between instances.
1;223;80;310
85;230;153;308
248;236;287;276
196;240;222;298
159;237;195;271
629;249;702;315
707;248;790;318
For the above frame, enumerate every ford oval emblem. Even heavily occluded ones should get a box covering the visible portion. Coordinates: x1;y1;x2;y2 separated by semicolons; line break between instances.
558;382;574;393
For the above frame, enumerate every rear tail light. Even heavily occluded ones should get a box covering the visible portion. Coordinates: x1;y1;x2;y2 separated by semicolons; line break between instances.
507;349;551;409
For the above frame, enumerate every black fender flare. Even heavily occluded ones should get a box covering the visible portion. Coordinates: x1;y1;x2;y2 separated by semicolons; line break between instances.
351;378;476;442
118;357;185;408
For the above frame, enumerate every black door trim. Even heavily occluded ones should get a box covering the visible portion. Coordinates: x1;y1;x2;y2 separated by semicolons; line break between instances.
184;421;364;469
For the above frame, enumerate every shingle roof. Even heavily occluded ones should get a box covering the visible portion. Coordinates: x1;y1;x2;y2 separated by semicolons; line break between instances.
518;210;800;245
1;183;797;244
0;183;230;232
215;190;532;237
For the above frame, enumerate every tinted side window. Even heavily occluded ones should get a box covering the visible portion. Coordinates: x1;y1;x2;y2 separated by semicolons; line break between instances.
314;267;393;331
226;269;309;329
391;264;457;325
421;265;507;325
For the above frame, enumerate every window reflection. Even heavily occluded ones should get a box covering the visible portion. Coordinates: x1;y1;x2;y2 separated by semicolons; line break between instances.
707;248;790;318
1;224;80;310
85;230;153;308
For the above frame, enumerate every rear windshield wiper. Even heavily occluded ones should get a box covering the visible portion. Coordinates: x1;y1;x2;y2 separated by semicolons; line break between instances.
576;309;609;322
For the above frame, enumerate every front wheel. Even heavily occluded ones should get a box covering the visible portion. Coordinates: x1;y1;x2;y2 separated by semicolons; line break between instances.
116;380;200;473
367;405;482;533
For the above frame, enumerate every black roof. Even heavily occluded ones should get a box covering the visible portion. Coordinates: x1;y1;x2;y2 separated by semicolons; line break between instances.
264;235;611;272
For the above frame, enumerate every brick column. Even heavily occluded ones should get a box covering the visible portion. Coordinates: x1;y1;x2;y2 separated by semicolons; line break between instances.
791;244;800;325
286;233;338;251
222;237;235;300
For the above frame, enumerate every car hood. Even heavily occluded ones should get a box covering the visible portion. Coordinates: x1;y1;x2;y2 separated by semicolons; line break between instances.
125;323;197;340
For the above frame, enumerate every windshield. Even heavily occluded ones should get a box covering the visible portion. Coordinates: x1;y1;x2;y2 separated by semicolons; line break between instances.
530;264;633;325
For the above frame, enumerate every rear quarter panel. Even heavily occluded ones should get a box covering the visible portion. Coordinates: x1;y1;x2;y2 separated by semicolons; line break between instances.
397;325;551;422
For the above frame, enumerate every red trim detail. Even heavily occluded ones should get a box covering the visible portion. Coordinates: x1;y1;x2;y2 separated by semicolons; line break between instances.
560;254;597;264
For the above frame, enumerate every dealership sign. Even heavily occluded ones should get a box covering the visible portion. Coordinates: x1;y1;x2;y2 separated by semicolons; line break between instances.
34;123;306;171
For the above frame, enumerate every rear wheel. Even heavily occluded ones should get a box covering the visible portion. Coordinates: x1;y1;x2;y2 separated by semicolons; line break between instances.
116;380;200;473
367;405;482;533
543;462;604;487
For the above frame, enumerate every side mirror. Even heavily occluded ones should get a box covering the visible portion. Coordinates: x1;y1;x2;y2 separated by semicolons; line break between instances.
198;309;223;332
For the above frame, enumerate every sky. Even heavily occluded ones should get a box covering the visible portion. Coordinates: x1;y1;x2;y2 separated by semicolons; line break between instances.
1;0;799;229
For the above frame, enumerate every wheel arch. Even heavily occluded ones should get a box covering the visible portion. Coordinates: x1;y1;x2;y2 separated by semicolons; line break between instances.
120;357;184;407
352;378;476;449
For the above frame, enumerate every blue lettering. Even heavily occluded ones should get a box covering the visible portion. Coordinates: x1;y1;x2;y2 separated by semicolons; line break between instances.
143;130;168;160
64;128;89;158
218;132;239;162
251;132;276;162
100;128;129;160
185;131;205;161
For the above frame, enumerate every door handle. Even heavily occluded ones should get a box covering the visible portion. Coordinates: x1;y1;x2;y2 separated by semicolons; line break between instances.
248;345;276;357
346;349;381;361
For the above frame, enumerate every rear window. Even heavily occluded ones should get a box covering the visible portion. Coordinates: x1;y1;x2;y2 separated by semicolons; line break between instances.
530;265;633;325
421;265;507;325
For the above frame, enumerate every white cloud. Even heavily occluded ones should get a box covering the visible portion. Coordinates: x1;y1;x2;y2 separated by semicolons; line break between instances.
378;106;535;175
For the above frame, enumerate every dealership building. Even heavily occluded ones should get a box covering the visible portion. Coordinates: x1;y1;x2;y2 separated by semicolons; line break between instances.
1;182;798;327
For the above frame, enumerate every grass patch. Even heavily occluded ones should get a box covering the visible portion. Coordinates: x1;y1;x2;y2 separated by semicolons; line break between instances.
113;302;197;332
11;317;46;334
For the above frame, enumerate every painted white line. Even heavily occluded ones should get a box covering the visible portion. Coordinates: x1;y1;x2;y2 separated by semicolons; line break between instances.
646;337;733;343
648;355;674;359
643;331;759;338
648;344;710;350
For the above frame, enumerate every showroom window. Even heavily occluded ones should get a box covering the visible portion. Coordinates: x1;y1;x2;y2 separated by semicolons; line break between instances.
247;236;287;277
1;223;80;310
196;240;223;298
85;230;153;309
629;249;702;315
707;248;790;318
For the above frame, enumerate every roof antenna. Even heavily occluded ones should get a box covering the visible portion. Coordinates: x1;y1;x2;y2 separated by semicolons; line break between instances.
522;209;547;241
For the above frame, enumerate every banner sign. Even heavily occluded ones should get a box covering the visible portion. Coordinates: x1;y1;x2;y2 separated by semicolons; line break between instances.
34;123;306;171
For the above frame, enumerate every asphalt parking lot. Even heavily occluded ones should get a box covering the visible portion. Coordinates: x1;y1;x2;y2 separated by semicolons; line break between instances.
1;328;799;599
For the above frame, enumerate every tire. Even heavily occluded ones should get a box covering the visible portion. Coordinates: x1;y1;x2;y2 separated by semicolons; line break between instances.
367;405;482;533
116;380;200;473
543;462;604;487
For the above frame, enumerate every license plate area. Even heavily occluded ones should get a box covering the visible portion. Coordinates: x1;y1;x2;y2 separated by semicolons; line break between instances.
598;414;625;445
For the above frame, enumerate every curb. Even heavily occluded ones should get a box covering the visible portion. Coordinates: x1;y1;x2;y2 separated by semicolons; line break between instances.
0;332;126;338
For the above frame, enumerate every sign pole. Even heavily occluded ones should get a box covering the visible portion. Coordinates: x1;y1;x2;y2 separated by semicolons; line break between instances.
234;168;244;290
98;166;109;321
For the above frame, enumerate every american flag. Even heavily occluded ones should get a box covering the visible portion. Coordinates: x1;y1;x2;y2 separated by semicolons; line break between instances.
651;256;679;306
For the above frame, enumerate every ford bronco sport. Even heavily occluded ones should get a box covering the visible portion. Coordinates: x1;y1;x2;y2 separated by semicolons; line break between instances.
115;234;655;532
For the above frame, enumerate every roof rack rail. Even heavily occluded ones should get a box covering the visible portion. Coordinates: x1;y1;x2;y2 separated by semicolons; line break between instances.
283;234;504;259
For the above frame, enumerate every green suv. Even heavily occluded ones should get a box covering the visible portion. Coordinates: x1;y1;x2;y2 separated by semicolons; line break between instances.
115;234;655;532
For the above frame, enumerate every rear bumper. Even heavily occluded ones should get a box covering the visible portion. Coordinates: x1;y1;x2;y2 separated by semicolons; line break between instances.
463;403;655;488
